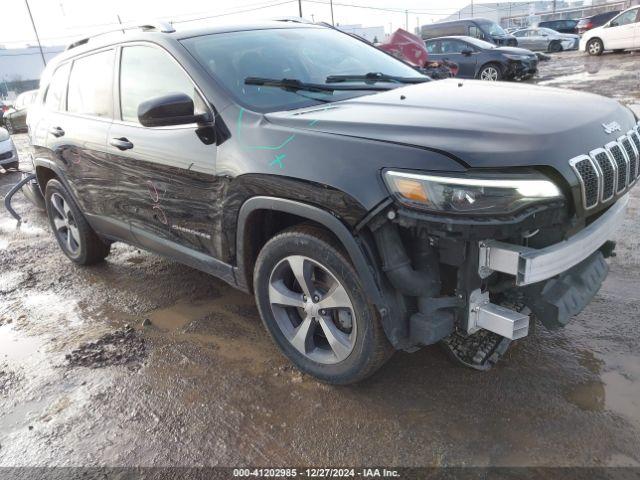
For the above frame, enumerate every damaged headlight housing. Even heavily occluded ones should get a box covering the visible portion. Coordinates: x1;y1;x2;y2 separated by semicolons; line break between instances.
384;170;563;215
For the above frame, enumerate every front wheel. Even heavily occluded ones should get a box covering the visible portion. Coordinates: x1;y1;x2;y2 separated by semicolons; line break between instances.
4;119;13;135
478;64;502;81
45;179;110;265
587;38;604;56
253;225;393;384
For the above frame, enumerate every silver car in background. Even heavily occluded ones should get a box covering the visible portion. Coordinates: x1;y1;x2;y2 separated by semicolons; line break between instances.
0;127;19;171
512;27;579;52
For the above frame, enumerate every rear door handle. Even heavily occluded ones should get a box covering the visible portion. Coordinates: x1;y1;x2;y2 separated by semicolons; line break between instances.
109;137;134;151
49;126;65;137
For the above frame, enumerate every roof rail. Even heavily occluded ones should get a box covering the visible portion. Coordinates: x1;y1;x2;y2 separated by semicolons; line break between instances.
66;21;176;50
271;16;314;24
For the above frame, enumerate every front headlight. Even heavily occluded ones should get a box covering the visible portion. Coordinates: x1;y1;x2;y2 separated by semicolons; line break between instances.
503;54;530;61
384;170;563;215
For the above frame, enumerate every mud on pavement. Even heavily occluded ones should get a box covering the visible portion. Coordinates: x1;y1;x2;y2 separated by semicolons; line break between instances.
1;51;640;469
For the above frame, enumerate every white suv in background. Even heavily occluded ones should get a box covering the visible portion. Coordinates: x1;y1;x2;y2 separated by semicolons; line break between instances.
581;6;640;55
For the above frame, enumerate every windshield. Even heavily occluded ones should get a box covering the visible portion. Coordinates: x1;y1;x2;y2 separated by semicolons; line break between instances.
478;21;507;36
462;37;496;49
181;27;425;112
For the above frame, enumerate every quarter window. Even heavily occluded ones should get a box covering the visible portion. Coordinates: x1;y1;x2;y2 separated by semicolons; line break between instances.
119;45;205;124
44;63;71;111
67;49;115;118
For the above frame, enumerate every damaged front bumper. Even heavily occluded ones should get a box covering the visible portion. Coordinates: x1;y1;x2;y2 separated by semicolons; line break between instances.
469;194;627;340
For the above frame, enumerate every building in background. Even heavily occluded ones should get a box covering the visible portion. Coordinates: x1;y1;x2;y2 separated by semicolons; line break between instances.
337;24;386;43
437;0;637;28
0;45;64;100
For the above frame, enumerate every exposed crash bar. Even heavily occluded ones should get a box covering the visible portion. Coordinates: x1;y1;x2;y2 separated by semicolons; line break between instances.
479;194;629;286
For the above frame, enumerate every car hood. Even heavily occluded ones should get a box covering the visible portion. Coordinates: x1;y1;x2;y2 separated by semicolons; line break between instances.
266;79;636;170
493;46;537;56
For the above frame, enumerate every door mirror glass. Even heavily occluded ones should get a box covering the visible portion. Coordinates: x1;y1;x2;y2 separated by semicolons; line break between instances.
461;49;474;56
138;92;208;127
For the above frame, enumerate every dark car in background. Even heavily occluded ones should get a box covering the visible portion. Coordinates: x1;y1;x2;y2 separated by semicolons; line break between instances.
421;18;518;46
536;19;579;34
425;36;538;80
3;90;37;134
577;10;621;35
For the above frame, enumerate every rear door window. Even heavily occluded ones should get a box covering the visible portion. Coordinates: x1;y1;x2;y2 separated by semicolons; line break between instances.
67;49;115;118
44;63;71;111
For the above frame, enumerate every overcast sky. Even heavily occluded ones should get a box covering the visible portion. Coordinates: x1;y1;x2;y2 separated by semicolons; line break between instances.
1;0;536;47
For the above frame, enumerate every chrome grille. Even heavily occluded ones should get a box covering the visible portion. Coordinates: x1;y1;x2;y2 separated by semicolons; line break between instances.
570;124;640;210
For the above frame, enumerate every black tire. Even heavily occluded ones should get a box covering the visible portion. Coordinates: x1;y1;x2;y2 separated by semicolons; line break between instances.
548;41;562;53
253;225;393;384
477;63;502;81
2;160;19;171
587;38;604;56
5;119;13;135
44;179;110;265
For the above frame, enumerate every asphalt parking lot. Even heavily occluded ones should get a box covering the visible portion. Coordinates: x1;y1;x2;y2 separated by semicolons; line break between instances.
1;49;639;468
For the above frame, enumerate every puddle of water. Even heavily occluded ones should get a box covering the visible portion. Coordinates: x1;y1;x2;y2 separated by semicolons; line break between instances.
22;292;81;326
539;68;628;86
147;300;220;331
0;323;44;364
564;352;640;428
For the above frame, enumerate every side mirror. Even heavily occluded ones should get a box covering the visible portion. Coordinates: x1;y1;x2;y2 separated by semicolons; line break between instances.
461;49;474;56
138;92;210;128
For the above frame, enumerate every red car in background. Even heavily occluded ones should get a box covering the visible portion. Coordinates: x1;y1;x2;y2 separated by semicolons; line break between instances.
378;29;458;79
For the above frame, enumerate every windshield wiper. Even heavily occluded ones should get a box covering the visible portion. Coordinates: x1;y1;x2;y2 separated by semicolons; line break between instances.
245;77;394;92
325;72;430;84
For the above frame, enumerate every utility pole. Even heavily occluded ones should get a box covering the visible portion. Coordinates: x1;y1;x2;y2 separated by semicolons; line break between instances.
552;0;557;13
298;0;302;17
117;14;125;34
471;0;474;18
405;10;408;30
330;0;335;25
24;0;47;67
508;2;512;27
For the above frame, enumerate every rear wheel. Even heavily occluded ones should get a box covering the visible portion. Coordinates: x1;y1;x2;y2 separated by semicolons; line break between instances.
587;38;604;56
548;41;563;53
253;225;393;384
478;64;502;81
4;119;13;135
45;179;110;265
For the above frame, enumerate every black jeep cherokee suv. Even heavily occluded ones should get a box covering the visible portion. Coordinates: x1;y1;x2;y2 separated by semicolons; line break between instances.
28;21;637;384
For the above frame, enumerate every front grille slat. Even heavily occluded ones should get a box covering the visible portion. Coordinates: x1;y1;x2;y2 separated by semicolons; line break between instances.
607;142;628;193
570;156;599;209
591;149;615;201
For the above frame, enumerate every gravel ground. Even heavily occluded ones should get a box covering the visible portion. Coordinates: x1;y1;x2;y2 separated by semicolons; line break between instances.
0;49;639;468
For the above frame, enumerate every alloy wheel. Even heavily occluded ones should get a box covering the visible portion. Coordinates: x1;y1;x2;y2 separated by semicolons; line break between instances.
268;255;357;364
50;192;81;255
588;41;601;55
480;67;499;81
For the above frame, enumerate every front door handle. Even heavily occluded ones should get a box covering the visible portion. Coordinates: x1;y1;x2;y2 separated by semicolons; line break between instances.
49;126;65;137
110;137;134;151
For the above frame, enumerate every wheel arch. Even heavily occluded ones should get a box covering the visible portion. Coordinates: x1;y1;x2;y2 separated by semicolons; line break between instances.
235;196;385;307
476;61;502;79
